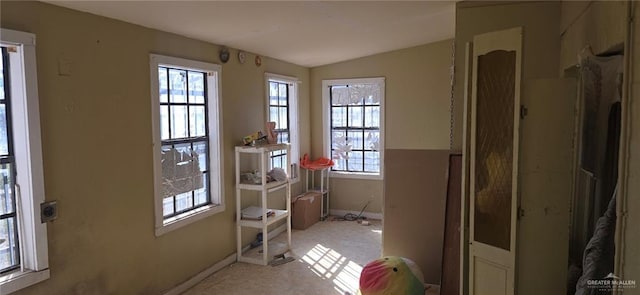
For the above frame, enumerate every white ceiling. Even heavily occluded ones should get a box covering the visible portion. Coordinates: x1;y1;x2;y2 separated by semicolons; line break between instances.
46;1;456;67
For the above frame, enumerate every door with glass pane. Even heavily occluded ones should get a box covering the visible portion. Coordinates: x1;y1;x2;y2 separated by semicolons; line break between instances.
468;27;522;295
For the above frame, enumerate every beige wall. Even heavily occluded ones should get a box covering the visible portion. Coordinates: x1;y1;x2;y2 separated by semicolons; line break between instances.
452;1;561;151
309;40;453;214
1;2;309;294
622;0;639;283
559;1;627;71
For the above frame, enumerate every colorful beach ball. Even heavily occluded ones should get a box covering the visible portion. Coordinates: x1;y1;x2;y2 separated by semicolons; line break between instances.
359;256;425;295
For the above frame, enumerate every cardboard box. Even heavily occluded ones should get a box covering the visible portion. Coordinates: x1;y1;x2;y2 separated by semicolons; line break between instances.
292;192;322;230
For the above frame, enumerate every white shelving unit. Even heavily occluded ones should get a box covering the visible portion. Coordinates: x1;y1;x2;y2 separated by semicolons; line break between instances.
235;143;291;265
304;167;330;220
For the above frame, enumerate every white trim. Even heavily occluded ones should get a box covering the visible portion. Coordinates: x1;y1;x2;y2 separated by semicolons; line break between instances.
265;72;300;182
0;269;50;294
161;253;236;295
150;54;225;236
321;77;385;180
329;209;383;220
329;171;383;181
154;204;226;237
0;28;36;46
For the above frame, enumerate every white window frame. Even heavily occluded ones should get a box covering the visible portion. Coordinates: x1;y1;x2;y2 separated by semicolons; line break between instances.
322;77;385;180
265;73;300;183
150;54;225;237
0;28;50;293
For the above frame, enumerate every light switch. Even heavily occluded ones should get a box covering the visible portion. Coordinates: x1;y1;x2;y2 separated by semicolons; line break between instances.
58;58;72;76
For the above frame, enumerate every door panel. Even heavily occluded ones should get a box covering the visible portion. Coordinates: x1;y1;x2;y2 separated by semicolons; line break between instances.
469;27;522;295
473;257;508;294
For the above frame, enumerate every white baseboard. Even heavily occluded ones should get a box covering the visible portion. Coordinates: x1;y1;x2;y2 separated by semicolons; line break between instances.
329;209;383;220
163;224;288;295
162;253;236;295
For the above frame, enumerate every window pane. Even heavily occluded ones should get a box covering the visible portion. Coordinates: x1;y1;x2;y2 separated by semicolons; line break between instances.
347;151;363;171
347;130;363;150
278;83;288;106
332;130;346;150
175;192;193;212
365;131;380;151
188;71;205;104
348;106;363;127
169;69;187;103
278;106;288;129
332;107;347;128
193;141;208;172
189;105;206;137
0;52;4;100
0;217;19;270
194;173;208;205
331;85;349;105
364;106;380;128
353;84;380;104
160;105;170;140
333;156;347;171
158;67;168;103
0;163;14;215
364;151;380;172
270;82;278;102
0;104;8;156
278;131;289;144
174;143;191;154
170;105;188;139
163;197;174;217
269;106;278;123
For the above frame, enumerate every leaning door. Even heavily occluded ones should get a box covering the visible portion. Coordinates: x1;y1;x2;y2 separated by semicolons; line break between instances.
468;27;522;295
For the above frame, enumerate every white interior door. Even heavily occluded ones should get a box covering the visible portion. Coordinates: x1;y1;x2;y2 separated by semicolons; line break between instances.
468;27;522;295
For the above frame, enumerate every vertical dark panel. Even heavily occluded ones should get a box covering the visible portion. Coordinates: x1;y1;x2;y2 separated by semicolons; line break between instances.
441;154;462;295
473;50;516;251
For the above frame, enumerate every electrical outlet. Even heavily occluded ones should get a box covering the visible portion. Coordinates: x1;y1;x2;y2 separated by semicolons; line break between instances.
41;201;58;223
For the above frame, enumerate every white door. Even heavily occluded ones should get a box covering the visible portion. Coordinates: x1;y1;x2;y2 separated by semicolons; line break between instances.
468;27;522;295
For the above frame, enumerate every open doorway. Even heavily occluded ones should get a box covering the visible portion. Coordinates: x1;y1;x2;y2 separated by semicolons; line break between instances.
567;49;624;294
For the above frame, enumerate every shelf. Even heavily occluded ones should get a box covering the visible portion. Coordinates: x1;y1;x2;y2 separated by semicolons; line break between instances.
237;180;288;192
239;209;288;228
235;143;290;154
235;143;291;265
238;240;289;265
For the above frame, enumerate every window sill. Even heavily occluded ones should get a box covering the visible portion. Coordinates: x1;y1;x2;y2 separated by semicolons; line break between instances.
156;204;225;237
330;171;383;181
0;268;50;294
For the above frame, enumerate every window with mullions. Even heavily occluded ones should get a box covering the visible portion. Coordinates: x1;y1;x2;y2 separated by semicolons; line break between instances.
158;66;210;218
0;46;19;274
265;73;300;181
322;78;385;179
268;80;290;170
150;54;224;236
1;29;49;292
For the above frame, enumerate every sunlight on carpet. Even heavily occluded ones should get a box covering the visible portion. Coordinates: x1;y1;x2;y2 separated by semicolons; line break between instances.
301;243;363;294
